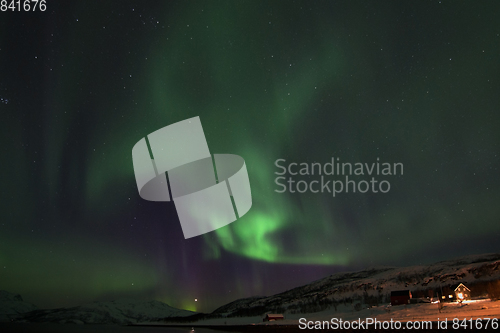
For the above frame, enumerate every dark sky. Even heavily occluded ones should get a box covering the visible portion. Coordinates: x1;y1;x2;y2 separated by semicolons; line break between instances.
1;1;499;313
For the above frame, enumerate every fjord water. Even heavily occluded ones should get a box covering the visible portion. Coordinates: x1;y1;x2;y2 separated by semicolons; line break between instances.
0;324;224;333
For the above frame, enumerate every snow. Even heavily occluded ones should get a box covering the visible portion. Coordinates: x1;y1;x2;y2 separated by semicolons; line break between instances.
204;253;500;320
14;299;196;325
3;253;500;326
160;253;500;328
0;291;37;322
161;300;500;327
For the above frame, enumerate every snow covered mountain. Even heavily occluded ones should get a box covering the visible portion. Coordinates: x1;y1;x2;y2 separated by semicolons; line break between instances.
4;253;500;324
208;253;500;317
9;298;195;325
0;290;38;322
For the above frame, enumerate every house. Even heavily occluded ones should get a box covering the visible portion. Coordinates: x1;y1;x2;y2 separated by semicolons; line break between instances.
263;314;284;322
390;290;411;306
454;283;471;302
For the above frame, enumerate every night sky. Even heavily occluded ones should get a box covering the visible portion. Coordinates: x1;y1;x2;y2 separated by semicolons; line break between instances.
1;1;499;313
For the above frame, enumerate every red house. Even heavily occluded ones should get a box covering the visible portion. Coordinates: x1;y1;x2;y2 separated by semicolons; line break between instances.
390;290;411;306
263;314;284;322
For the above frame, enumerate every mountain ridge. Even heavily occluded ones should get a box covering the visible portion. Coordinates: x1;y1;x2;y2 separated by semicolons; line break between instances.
0;294;195;324
203;252;500;318
2;253;499;324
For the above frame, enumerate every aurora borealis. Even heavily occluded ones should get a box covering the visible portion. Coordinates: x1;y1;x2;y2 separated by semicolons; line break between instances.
1;1;500;313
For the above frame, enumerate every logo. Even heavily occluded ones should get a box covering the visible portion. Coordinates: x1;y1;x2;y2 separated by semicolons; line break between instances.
132;117;252;239
274;158;403;196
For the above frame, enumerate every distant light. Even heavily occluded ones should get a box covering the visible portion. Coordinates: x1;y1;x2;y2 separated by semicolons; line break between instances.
458;293;464;299
194;298;198;302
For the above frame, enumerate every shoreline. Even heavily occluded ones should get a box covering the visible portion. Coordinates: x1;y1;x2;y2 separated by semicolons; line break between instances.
130;320;492;332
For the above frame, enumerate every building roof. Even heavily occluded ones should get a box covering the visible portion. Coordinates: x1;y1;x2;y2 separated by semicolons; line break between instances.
454;283;470;292
391;290;411;297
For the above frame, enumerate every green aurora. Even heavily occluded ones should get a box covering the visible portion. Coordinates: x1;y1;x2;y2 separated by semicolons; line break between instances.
1;1;499;312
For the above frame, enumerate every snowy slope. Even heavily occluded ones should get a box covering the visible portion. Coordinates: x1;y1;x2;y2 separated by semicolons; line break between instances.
0;290;38;322
18;299;196;325
210;253;500;317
